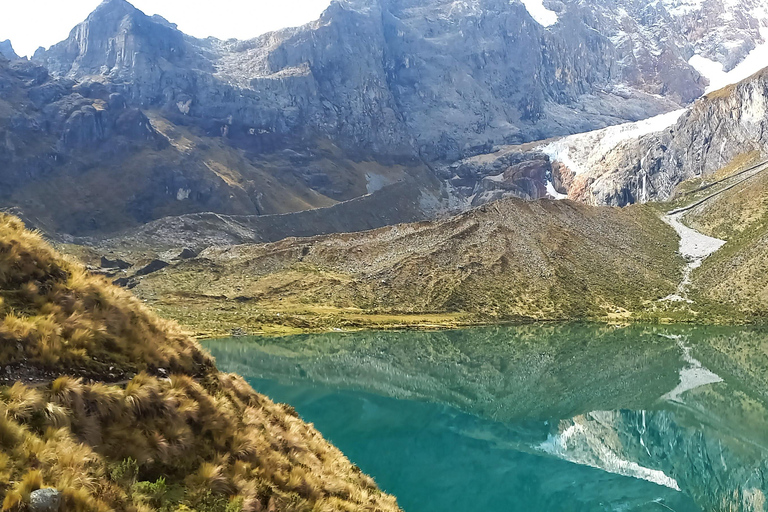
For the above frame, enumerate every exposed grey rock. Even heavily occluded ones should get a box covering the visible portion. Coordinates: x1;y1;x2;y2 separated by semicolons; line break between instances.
31;0;697;164
29;488;61;512
101;256;132;269
577;69;768;205
0;40;19;61
135;259;169;276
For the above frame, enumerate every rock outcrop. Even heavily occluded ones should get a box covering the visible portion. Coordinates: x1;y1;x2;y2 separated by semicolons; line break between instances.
0;40;19;60
575;70;768;205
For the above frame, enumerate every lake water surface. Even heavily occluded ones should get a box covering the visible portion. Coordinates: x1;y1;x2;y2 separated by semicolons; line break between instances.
203;324;768;512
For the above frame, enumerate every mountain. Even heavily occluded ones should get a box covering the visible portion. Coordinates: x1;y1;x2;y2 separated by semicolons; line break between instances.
116;197;683;336
0;212;401;511
2;0;768;237
0;39;18;60
32;0;684;162
0;45;437;236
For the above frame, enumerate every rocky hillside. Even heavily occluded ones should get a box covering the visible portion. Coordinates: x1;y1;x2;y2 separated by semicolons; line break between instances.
122;198;683;335
0;213;401;511
683;165;768;319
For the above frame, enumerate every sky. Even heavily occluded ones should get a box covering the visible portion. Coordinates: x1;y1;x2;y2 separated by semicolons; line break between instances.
0;0;333;58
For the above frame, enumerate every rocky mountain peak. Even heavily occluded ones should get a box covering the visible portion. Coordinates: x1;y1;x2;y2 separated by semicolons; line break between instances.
33;0;187;80
0;40;19;60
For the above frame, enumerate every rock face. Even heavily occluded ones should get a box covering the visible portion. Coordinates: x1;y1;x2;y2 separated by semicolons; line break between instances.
2;0;768;236
573;70;768;205
32;0;699;163
0;40;19;60
29;489;61;512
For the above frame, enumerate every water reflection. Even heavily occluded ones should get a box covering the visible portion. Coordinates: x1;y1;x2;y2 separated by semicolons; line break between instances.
204;324;768;512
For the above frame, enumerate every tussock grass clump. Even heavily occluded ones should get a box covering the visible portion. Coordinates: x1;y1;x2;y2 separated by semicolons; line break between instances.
0;215;210;377
0;214;401;512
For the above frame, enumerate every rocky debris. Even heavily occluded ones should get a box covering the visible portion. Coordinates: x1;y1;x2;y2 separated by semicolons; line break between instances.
101;256;132;269
29;488;61;512
134;259;169;277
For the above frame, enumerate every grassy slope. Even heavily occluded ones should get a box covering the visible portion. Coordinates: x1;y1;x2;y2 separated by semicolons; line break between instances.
0;214;400;512
686;167;768;320
130;198;684;337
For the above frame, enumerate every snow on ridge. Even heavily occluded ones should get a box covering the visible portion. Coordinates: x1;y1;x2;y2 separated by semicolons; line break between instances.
541;109;686;176
546;181;568;200
689;26;768;93
518;0;558;27
537;419;681;491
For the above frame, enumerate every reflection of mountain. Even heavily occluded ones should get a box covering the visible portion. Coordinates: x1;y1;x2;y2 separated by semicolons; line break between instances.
541;405;768;512
205;324;768;512
206;324;684;420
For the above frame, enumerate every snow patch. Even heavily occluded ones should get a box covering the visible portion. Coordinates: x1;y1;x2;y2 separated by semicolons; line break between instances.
541;109;686;176
689;27;768;93
538;420;681;490
518;0;558;27
660;0;706;16
546;181;568;200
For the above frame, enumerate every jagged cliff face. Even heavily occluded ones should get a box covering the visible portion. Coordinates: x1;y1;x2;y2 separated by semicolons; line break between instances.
30;0;692;163
570;69;768;205
0;39;19;60
2;0;768;234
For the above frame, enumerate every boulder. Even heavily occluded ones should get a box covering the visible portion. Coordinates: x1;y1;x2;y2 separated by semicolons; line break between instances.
135;259;169;277
101;256;132;269
29;488;61;512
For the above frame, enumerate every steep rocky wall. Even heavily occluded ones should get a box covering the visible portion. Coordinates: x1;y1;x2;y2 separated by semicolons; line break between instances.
578;70;768;205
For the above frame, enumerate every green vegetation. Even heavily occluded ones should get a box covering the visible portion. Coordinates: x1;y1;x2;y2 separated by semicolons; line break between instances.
128;199;685;337
686;166;768;320
0;214;401;512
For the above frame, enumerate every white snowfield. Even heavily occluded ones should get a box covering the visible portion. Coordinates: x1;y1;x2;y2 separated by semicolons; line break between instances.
689;27;768;93
518;0;558;26
540;109;686;176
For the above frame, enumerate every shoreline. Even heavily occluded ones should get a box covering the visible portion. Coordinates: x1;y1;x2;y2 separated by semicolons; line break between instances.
191;314;762;340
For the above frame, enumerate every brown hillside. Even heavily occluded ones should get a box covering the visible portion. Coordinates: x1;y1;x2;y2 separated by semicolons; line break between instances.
0;214;400;512
131;198;683;336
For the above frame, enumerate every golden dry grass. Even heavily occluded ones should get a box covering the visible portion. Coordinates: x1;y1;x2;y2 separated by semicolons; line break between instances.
0;214;401;512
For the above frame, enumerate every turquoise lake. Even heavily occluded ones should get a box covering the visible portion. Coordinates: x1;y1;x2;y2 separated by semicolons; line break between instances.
203;324;768;512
